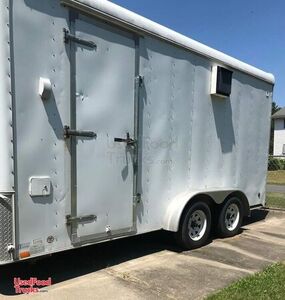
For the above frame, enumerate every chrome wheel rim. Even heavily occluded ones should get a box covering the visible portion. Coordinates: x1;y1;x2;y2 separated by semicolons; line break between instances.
188;210;207;241
225;203;240;231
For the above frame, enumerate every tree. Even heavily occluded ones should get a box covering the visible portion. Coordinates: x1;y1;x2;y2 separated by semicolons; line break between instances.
269;101;281;154
272;102;280;115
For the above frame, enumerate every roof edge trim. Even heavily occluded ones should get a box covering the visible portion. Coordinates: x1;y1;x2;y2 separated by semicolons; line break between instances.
61;0;275;85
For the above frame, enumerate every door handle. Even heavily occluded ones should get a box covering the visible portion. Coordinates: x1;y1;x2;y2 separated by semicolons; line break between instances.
114;133;136;146
64;126;97;139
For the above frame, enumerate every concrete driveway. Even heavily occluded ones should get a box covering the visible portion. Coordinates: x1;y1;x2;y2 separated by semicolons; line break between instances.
266;184;285;193
0;209;285;300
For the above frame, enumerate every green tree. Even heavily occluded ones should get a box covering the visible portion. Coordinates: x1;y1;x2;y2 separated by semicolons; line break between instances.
270;101;281;154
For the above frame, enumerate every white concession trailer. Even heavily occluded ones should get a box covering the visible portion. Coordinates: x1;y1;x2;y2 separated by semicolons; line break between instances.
0;0;275;264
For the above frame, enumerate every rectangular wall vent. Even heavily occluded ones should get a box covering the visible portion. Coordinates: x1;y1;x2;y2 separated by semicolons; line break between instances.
211;65;233;97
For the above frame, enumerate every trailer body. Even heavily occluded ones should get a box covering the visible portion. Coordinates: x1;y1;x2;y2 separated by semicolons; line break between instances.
0;0;274;264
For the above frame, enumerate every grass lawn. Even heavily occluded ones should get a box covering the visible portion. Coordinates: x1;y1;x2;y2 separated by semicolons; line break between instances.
266;193;285;209
208;263;285;300
267;171;285;185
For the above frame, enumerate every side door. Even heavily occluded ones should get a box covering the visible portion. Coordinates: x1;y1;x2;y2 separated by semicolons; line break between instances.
67;15;138;244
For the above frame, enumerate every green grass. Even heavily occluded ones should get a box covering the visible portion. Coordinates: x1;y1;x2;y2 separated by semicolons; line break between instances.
208;263;285;300
266;193;285;209
267;171;285;185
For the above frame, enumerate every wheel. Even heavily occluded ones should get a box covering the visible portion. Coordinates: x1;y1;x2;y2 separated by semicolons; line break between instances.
176;201;212;249
217;197;243;238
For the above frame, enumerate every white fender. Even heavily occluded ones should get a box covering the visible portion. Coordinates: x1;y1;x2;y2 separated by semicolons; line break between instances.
163;189;237;232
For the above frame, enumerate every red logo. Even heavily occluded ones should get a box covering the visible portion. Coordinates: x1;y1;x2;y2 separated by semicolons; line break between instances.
14;277;52;294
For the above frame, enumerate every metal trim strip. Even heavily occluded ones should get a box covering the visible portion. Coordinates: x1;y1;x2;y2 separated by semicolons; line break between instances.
60;0;275;84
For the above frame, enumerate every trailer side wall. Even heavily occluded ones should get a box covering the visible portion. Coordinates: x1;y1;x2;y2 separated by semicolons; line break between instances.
12;0;72;255
137;35;272;232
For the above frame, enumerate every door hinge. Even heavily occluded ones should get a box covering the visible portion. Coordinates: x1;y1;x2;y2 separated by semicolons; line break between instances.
63;28;97;49
135;193;141;204
136;75;144;88
66;214;97;225
64;126;97;139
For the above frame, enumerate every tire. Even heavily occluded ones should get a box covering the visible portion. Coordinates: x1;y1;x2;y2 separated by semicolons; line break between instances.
176;201;212;249
217;197;244;238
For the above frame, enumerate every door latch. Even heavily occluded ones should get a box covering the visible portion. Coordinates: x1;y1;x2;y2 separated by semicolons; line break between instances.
64;126;97;139
114;132;136;146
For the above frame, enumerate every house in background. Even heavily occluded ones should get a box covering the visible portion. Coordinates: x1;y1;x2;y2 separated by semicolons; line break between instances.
272;108;285;156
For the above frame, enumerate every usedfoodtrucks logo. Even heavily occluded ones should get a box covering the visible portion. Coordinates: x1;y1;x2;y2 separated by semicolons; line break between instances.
14;277;52;294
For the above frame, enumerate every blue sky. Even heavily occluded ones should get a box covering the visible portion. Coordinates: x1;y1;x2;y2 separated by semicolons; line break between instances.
111;0;285;106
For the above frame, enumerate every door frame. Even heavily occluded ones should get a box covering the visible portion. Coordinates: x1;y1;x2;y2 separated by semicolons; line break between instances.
66;11;141;245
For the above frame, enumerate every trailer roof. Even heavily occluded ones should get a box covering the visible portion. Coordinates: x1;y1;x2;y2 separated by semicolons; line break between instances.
272;108;285;119
61;0;275;84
